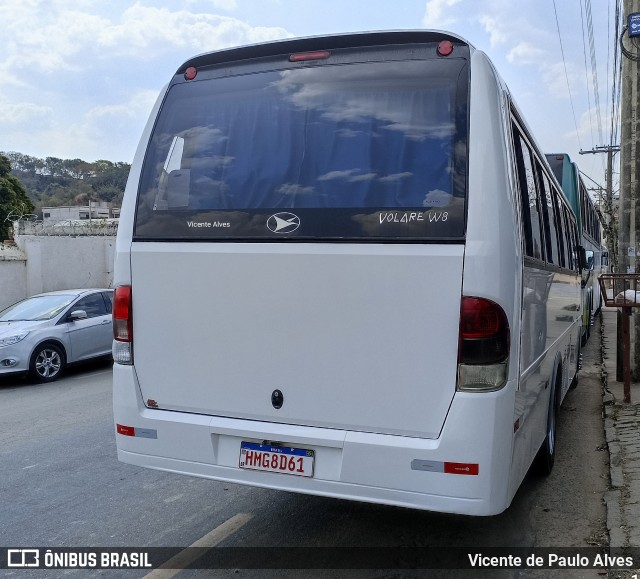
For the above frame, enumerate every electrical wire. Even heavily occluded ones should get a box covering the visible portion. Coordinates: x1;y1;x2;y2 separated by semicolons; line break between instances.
585;0;604;146
552;0;582;150
610;0;622;148
580;0;595;147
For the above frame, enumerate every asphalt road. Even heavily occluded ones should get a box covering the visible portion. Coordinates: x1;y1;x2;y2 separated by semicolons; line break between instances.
0;325;609;578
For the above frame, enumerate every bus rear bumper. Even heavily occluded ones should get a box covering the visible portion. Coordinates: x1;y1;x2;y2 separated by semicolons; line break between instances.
114;365;514;516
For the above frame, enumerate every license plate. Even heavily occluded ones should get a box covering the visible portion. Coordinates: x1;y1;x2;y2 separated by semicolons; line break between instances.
239;441;314;477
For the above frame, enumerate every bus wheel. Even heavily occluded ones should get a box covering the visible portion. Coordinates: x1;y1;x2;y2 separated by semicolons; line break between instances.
570;343;581;390
534;373;559;475
581;315;590;346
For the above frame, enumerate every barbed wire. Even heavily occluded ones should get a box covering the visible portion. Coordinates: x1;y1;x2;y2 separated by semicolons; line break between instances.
8;209;118;237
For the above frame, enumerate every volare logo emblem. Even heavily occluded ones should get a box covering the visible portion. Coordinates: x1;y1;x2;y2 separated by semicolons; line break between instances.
267;213;300;234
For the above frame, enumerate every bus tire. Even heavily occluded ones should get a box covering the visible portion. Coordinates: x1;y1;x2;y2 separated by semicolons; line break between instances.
570;342;580;390
534;370;559;475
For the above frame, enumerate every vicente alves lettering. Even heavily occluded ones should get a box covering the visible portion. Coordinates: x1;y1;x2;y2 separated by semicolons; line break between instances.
187;221;230;229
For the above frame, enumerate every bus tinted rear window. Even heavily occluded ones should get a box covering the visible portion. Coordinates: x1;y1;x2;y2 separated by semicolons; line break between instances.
134;56;468;241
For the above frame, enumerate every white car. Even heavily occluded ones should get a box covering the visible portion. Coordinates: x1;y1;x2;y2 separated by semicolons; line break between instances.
0;289;113;383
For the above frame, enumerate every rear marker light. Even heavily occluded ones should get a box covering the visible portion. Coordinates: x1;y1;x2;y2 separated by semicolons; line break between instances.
437;40;454;57
289;50;331;62
184;66;197;81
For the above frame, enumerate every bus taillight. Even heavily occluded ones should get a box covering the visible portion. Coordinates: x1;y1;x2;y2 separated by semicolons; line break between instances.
113;285;133;365
457;297;509;391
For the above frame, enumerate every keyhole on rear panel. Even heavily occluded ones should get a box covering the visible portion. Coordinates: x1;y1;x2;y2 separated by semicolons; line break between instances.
271;389;284;409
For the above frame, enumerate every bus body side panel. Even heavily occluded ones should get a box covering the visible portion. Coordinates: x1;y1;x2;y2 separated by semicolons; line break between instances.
463;51;581;507
462;50;521;510
514;264;580;485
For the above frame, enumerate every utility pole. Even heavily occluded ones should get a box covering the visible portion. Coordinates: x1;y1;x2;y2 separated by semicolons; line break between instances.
579;145;620;273
619;0;640;378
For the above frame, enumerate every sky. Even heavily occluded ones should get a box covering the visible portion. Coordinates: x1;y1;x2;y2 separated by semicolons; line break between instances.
0;0;619;191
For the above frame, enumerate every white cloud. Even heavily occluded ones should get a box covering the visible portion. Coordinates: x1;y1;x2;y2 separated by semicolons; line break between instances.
379;172;413;183
540;61;583;100
478;15;508;47
0;102;52;124
507;42;545;66
422;0;463;28
85;90;159;122
97;4;291;58
318;169;360;181
187;0;239;10
0;2;292;74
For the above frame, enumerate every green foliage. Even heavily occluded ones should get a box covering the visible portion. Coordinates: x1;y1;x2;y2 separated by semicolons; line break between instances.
0;151;131;214
0;154;35;240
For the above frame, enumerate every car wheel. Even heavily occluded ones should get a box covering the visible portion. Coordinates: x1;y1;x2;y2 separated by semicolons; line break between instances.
29;343;66;383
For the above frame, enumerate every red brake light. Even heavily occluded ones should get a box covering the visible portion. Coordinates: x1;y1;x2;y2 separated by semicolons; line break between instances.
459;297;509;364
113;285;132;342
184;66;197;81
289;50;331;62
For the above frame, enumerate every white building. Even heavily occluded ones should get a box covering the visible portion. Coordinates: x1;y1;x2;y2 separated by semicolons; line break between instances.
42;202;114;224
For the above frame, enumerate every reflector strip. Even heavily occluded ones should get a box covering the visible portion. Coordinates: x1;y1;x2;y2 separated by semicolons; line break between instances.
411;459;479;475
116;424;158;439
117;424;135;436
444;462;479;475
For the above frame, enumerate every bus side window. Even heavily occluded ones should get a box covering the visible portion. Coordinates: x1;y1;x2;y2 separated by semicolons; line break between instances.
536;164;559;266
561;206;576;271
513;125;544;261
552;187;567;268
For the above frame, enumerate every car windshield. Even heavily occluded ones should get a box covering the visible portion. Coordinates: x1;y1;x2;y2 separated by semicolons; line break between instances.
0;295;76;321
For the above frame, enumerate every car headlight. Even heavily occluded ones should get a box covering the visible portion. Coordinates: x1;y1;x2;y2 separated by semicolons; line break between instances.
0;331;30;347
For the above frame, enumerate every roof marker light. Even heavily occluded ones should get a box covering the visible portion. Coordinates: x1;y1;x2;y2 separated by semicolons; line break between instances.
289;50;331;62
184;66;198;81
437;40;454;57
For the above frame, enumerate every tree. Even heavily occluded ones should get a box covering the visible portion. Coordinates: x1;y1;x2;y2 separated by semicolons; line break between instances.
0;151;131;215
0;154;35;240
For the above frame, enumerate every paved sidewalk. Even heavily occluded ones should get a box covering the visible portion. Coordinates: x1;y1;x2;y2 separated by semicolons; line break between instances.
599;307;640;552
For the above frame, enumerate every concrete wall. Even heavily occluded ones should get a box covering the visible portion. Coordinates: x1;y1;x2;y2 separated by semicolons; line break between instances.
0;236;115;310
0;245;28;310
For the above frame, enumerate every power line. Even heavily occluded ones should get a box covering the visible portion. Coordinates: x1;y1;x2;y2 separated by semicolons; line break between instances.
585;0;604;146
580;0;595;146
610;0;623;147
552;0;582;150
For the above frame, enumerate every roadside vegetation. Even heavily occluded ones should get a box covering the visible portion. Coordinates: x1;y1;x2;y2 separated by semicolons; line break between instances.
1;151;130;218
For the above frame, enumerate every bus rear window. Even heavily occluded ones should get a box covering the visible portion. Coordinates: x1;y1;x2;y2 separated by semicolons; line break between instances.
134;57;468;241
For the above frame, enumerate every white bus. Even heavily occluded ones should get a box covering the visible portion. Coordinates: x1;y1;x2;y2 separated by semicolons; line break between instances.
546;153;606;345
112;31;584;516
